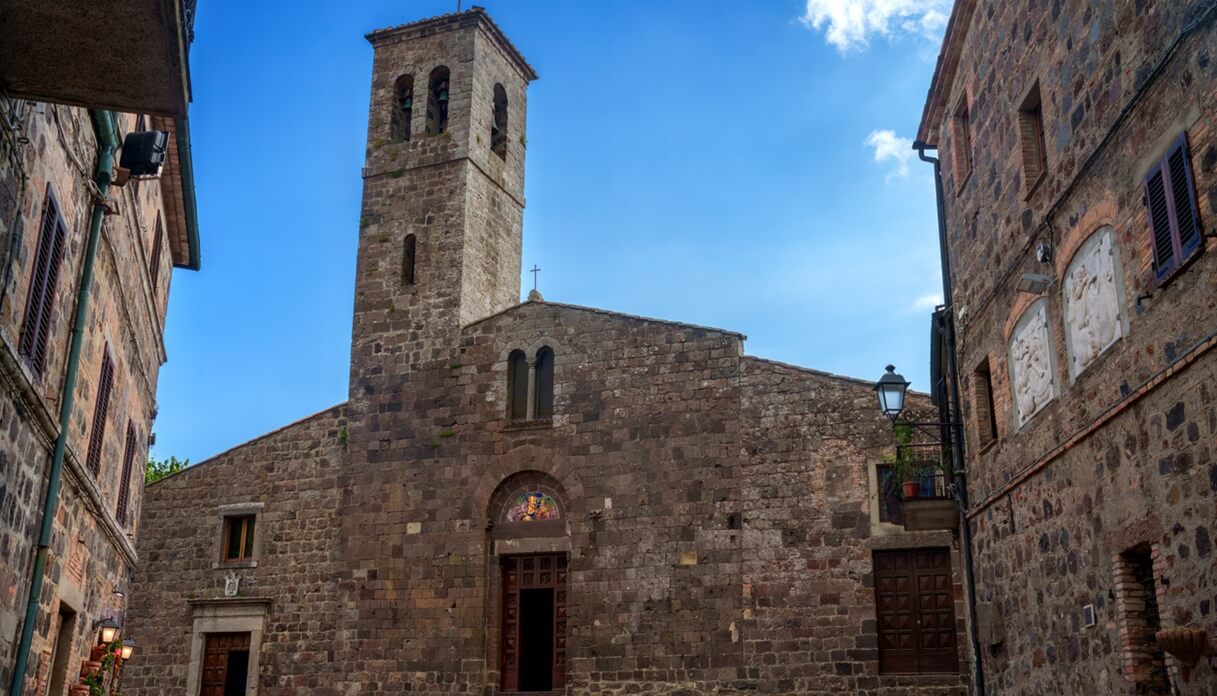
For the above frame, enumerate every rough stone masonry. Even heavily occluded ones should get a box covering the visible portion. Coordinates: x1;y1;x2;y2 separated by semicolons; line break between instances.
125;9;968;695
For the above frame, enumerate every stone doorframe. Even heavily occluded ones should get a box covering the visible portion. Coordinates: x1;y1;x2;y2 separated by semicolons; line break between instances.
185;597;270;695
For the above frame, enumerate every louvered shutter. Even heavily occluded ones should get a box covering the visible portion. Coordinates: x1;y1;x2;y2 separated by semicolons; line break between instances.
1145;133;1203;281
1145;167;1175;279
85;348;115;475
150;215;163;289
116;422;137;525
1018;109;1045;186
19;189;68;374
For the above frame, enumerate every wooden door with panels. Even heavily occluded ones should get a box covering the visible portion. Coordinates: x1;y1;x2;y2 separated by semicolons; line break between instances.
201;632;251;696
874;548;959;674
501;554;567;692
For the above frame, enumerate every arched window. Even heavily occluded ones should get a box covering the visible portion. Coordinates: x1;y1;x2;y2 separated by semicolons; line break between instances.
402;234;416;285
507;350;528;421
534;347;554;420
491;83;508;160
394;75;414;141
426;66;450;136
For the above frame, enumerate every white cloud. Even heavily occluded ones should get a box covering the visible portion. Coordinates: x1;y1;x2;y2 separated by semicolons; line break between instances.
865;129;915;178
800;0;951;52
911;292;943;311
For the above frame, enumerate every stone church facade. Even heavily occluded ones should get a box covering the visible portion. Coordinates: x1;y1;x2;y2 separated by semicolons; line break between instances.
919;0;1217;694
126;10;968;695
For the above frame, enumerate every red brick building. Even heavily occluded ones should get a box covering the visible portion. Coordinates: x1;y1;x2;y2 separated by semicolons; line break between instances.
918;0;1217;693
125;9;970;695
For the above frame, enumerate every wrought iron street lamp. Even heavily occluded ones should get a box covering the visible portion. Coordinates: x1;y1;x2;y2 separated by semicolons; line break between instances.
874;365;911;419
95;617;120;644
120;639;136;660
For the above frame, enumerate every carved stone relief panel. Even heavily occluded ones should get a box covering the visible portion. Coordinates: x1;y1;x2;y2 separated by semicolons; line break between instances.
1063;227;1124;377
1009;301;1055;427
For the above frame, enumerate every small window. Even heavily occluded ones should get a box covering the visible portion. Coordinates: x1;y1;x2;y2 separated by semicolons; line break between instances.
1018;84;1048;193
19;185;68;375
115;422;138;526
223;515;257;562
149;213;164;291
85;347;115;475
491;83;508;160
534;347;554;420
403;234;417;285
950;97;972;187
394;75;414;141
875;464;905;525
972;358;998;449
507;350;528;421
426;66;450;136
1144;133;1202;282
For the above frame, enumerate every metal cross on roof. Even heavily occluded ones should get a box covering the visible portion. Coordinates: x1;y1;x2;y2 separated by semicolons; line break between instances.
530;265;541;291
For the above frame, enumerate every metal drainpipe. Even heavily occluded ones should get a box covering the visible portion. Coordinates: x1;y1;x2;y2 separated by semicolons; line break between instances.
914;141;986;696
8;108;116;696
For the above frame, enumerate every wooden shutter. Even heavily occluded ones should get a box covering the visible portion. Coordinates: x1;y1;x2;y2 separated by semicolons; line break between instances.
1146;133;1202;280
149;214;164;289
115;422;137;525
19;187;68;375
85;348;115;475
1018;107;1046;187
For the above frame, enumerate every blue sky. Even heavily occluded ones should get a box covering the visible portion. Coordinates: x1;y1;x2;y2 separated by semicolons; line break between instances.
154;0;951;464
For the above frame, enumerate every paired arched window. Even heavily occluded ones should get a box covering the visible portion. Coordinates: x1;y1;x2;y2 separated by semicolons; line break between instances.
426;66;450;136
533;347;553;419
508;350;529;421
506;346;555;422
491;83;508;160
402;234;417;285
394;75;414;141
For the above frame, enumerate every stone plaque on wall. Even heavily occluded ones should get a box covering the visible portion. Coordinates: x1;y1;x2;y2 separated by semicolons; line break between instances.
1064;227;1123;377
1009;302;1055;427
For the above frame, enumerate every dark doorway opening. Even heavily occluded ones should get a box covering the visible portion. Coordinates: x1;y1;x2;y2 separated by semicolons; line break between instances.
47;604;78;696
500;554;567;691
224;649;250;696
519;588;554;691
202;632;251;696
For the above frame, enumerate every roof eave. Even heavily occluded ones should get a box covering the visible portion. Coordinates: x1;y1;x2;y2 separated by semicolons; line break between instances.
916;0;978;147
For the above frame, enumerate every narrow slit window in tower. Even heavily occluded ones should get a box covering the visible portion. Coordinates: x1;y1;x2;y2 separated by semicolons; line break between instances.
491;83;508;160
426;66;450;136
403;234;417;285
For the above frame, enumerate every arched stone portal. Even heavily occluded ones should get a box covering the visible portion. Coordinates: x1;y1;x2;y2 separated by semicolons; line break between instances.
486;471;571;692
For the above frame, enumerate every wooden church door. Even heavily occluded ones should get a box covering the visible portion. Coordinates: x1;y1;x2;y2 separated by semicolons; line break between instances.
501;554;567;691
201;632;251;696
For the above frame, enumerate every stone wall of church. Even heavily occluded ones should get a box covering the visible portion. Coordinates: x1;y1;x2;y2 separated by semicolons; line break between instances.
122;405;348;695
330;300;968;695
928;0;1217;692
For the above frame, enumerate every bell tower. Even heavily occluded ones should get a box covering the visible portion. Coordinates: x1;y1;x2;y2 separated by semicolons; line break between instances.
350;8;536;394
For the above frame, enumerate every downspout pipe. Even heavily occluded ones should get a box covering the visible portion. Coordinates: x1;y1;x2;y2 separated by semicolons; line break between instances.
914;140;986;696
8;109;116;696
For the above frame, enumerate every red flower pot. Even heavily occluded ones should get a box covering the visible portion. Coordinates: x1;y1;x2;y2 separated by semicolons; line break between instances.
902;480;921;499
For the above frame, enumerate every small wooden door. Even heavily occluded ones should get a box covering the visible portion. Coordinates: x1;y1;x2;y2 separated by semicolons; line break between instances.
874;548;959;674
501;554;567;691
201;632;251;696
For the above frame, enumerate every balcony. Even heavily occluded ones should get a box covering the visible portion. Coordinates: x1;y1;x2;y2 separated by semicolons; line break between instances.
0;0;196;117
